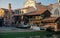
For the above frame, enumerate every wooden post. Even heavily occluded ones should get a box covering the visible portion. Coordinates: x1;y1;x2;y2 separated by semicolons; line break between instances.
21;15;24;24
54;23;57;31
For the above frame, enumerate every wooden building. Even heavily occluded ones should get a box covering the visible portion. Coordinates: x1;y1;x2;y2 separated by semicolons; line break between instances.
42;17;60;31
23;8;51;26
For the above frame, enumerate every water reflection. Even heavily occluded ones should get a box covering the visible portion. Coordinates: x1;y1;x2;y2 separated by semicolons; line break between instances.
30;35;60;38
16;34;60;38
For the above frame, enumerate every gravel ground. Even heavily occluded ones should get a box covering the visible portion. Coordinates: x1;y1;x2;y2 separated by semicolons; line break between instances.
0;27;38;32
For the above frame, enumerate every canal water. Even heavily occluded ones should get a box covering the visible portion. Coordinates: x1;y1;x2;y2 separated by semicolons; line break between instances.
16;34;60;38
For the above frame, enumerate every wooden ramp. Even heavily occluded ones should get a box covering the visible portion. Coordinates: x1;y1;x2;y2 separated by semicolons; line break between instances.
42;23;59;32
42;24;54;28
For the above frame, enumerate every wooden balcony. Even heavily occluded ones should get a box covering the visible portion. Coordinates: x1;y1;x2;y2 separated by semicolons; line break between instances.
29;19;41;23
29;19;42;26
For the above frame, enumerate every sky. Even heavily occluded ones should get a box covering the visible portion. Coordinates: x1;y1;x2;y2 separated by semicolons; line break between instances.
0;0;57;10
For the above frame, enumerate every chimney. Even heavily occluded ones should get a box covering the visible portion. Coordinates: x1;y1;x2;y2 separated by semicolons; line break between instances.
8;3;11;12
38;2;41;5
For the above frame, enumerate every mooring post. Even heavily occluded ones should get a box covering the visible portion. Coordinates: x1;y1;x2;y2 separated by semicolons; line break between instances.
54;23;57;31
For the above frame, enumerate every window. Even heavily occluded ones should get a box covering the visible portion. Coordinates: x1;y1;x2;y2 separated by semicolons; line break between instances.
19;11;21;14
15;10;20;14
21;11;24;14
54;9;59;15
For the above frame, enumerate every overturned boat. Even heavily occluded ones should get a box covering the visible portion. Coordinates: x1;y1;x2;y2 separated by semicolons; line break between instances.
16;24;31;29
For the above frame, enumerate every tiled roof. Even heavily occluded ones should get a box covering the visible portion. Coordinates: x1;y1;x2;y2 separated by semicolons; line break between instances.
36;3;47;10
42;17;60;21
36;3;54;11
47;4;53;11
0;8;14;14
46;23;56;25
43;23;56;28
24;7;47;15
0;8;8;11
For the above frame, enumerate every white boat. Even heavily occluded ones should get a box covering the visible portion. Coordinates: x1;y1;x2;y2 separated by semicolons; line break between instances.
30;26;40;31
30;26;46;31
